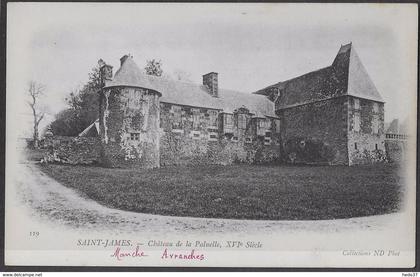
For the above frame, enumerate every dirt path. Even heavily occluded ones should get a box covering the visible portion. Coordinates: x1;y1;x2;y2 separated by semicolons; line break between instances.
12;162;401;236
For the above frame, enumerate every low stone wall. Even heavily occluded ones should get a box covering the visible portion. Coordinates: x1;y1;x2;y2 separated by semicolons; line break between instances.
42;136;101;165
160;132;281;166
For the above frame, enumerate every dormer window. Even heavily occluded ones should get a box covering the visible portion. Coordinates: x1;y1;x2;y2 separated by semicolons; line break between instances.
238;114;247;129
224;114;233;126
208;110;218;127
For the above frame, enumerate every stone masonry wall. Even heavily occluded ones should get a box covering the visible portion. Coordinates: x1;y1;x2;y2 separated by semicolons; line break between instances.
347;97;386;165
42;136;101;165
159;102;281;165
277;97;349;165
99;87;160;168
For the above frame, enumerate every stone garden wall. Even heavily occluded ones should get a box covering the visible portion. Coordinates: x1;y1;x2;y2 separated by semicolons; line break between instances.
160;132;280;166
42;136;101;165
385;140;407;163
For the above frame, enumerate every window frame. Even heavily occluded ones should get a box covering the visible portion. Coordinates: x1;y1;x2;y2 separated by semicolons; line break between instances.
354;98;360;110
354;113;361;132
224;114;233;126
237;114;247;129
129;132;140;141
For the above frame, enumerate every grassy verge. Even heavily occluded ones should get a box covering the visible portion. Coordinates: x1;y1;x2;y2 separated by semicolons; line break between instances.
38;163;404;220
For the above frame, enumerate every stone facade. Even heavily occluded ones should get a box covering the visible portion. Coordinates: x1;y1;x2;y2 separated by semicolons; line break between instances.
61;43;386;167
97;93;281;168
92;54;282;168
277;97;348;164
98;87;161;168
347;97;386;165
159;103;281;165
255;43;386;165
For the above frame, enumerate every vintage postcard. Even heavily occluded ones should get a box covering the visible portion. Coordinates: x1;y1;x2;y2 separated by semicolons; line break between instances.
4;2;418;268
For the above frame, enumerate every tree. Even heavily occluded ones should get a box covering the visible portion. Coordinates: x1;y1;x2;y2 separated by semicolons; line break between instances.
49;109;79;137
50;65;102;136
144;59;163;77
27;81;46;148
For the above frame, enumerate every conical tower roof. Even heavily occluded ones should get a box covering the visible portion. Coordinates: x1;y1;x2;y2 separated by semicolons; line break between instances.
104;55;161;95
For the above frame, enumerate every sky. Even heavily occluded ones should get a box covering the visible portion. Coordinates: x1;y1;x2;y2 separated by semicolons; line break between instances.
7;3;418;137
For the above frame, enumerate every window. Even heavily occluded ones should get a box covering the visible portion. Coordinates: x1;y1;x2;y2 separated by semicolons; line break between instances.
208;133;218;141
354;113;360;132
354;142;358;150
258;119;265;128
375;144;378;150
130;133;140;141
224;114;233;126
258;119;270;129
354;98;360;110
207;127;218;133
373;102;379;113
208;110;218;127
238;114;247;129
191;130;201;139
192;109;200;129
372;115;379;134
274;119;281;133
171;105;182;129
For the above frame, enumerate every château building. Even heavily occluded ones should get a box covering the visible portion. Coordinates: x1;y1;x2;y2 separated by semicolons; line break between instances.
77;43;385;167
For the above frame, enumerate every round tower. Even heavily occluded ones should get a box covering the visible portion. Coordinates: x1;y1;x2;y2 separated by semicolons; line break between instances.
98;55;161;168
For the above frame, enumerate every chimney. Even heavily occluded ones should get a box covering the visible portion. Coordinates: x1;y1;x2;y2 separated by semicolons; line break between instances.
120;54;132;66
203;72;219;97
98;59;113;86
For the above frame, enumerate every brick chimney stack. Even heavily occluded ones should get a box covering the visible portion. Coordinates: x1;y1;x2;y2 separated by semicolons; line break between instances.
203;72;219;97
98;59;113;87
120;54;132;66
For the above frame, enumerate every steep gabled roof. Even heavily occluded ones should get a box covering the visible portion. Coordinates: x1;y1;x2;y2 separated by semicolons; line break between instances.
104;56;277;118
254;43;384;109
347;46;384;102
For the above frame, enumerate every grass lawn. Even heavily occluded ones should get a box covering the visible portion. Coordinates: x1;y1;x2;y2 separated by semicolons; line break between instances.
38;163;404;220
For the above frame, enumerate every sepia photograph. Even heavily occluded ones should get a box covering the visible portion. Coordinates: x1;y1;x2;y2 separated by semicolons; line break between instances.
4;2;418;268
